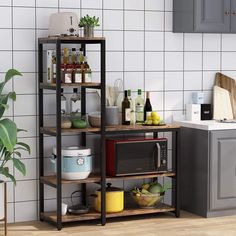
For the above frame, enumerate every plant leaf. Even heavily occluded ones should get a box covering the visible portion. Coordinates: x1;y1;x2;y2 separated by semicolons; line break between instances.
0;92;17;118
0;118;17;152
17;142;30;154
5;69;22;83
13;158;26;176
0;166;16;185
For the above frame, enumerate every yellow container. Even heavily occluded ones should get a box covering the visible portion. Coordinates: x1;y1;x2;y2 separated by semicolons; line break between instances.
94;183;124;213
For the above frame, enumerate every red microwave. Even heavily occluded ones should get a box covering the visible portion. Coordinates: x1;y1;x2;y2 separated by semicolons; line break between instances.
106;137;168;176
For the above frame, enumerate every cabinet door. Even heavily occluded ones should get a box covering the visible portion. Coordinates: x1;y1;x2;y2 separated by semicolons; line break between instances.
231;0;236;32
194;0;230;32
210;130;236;211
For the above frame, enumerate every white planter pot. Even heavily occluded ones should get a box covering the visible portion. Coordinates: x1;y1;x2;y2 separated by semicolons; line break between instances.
0;180;5;219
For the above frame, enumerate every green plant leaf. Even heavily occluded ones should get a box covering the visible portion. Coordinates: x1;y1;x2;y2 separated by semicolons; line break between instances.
13;158;26;176
0;166;16;185
14;151;21;158
17;142;30;154
0;92;17;118
0;118;17;152
5;69;22;83
17;128;27;133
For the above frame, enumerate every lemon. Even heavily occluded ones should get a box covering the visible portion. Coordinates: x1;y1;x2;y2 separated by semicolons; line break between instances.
147;120;153;125
153;120;159;125
147;115;152;121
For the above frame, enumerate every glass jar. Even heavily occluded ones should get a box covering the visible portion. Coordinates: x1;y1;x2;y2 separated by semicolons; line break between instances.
64;65;73;84
74;64;82;83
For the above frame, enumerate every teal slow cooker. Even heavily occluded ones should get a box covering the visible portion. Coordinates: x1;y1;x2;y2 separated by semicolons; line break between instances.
51;146;92;180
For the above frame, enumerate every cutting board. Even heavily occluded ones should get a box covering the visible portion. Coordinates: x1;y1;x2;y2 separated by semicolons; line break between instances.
213;85;233;120
215;73;236;118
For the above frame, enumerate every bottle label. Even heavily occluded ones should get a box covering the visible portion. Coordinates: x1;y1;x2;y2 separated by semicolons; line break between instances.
65;73;72;83
61;100;66;114
125;108;131;121
71;101;81;114
74;73;82;83
136;104;143;112
146;111;152;118
85;72;92;82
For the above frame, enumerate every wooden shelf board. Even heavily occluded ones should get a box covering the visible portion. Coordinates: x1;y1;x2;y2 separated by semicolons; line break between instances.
41;124;180;135
41;204;175;223
39;36;105;43
40;175;101;186
40;172;175;187
40;127;100;135
40;82;101;90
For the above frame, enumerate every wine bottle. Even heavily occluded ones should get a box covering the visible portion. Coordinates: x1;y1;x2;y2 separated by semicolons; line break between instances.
144;91;152;121
127;90;135;124
70;88;81;117
122;90;131;125
61;88;67;115
135;89;144;124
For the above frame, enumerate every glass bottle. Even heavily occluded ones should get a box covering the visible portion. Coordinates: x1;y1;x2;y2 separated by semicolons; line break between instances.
71;48;77;64
64;64;73;83
70;88;81;117
144;91;152;121
51;51;56;84
122;90;131;125
63;48;69;65
83;56;92;83
127;90;135;125
135;89;144;124
61;88;67;115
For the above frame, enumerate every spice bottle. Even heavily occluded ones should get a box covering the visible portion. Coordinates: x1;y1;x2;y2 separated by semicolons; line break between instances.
83;56;92;83
64;65;73;83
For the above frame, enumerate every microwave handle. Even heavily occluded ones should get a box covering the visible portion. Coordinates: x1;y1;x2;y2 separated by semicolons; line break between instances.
156;143;161;169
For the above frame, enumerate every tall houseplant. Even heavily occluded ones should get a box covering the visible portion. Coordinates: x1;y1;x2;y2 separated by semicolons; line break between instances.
0;69;30;219
79;14;100;37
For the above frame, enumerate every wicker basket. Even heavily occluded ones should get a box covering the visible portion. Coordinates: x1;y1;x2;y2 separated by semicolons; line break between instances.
88;112;101;127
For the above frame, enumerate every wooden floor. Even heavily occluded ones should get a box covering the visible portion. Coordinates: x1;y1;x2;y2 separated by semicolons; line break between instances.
1;211;236;236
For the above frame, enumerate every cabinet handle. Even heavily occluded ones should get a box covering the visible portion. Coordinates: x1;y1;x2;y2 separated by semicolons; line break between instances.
225;11;230;16
232;11;236;16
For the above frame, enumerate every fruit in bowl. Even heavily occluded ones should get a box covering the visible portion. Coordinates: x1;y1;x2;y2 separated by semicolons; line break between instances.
131;181;171;208
144;111;164;126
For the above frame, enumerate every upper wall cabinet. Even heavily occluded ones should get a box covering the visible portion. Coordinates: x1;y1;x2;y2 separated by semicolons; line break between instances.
173;0;236;33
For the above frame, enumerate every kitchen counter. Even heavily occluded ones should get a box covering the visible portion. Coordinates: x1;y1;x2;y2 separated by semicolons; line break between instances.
178;120;236;131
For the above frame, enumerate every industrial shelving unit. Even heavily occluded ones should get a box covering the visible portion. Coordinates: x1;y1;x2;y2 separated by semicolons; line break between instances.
38;36;181;231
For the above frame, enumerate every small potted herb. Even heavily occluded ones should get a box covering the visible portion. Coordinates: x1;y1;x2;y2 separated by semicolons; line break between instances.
79;14;100;37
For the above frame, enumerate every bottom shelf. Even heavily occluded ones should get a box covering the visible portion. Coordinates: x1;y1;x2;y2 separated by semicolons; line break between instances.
41;203;175;223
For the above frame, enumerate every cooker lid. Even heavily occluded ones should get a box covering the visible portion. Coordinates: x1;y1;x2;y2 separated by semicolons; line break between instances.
97;183;123;192
53;146;91;156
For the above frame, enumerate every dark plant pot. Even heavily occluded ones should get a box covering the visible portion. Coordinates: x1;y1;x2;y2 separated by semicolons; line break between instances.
84;27;94;37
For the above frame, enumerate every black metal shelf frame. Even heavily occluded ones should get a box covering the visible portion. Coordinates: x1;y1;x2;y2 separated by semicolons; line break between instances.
38;38;106;230
38;37;180;231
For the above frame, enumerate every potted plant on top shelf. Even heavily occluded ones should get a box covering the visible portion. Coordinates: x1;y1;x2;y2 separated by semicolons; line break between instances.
0;69;30;221
79;14;100;38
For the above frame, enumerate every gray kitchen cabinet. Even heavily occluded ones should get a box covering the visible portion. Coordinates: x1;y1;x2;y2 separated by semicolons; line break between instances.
181;127;236;217
231;0;236;32
173;0;232;33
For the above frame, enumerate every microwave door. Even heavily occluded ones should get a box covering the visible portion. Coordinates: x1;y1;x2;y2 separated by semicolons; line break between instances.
115;141;157;175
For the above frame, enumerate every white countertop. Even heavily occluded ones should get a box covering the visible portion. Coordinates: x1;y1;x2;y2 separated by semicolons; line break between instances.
178;120;236;131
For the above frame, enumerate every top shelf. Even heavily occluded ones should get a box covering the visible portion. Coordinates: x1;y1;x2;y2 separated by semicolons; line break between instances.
38;36;105;44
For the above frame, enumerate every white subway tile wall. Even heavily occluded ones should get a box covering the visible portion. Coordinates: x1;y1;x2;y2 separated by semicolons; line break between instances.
0;0;235;223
